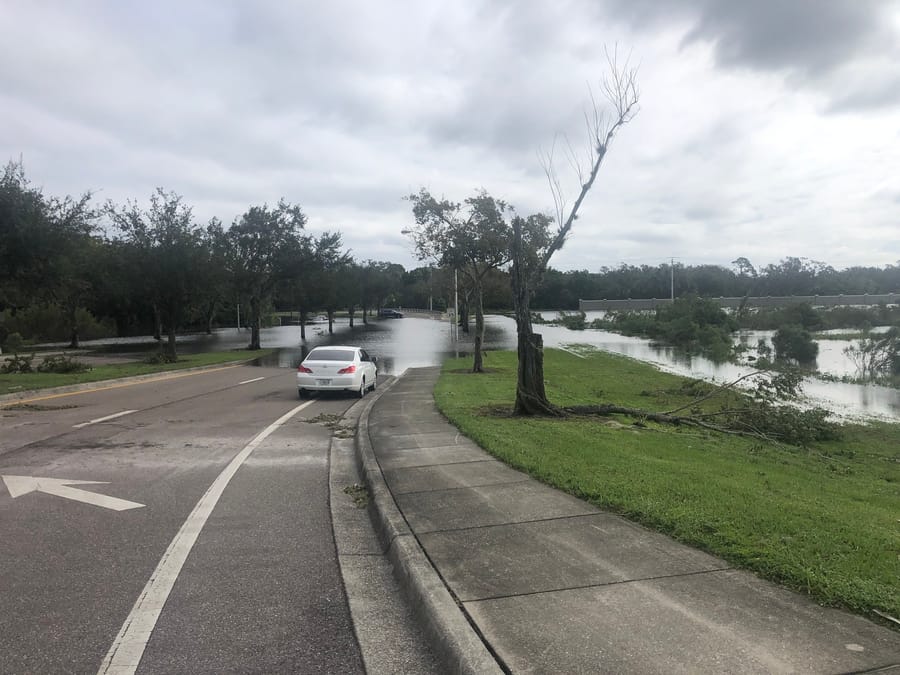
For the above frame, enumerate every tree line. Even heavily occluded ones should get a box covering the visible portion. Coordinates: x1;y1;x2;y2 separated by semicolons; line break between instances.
0;160;416;360
531;257;900;309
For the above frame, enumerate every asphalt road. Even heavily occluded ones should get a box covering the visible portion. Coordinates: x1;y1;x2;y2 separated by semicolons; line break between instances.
0;364;370;674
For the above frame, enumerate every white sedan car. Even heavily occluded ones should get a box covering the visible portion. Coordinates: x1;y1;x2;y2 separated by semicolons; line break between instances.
297;345;378;399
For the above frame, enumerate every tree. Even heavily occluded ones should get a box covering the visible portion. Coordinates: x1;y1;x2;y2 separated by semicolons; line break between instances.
406;189;511;372
339;261;364;327
359;261;404;321
225;200;307;350
0;160;96;325
772;324;819;365
107;189;204;360
844;327;900;380
194;219;231;335
512;51;639;414
313;232;351;334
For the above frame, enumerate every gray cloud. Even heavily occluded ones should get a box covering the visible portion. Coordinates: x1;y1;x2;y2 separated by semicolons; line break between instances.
602;0;900;110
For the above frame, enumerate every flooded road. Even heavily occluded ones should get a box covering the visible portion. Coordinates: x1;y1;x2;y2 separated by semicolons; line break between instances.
76;312;900;421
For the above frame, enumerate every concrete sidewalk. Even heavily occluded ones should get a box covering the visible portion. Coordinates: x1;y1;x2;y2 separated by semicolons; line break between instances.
359;367;900;674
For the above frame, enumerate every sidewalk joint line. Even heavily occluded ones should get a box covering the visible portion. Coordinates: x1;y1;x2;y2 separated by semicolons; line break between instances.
388;459;499;472
395;478;532;497
416;511;603;535
463;566;736;604
381;458;493;470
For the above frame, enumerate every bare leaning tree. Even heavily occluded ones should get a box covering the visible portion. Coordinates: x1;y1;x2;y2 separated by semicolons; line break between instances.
512;48;640;415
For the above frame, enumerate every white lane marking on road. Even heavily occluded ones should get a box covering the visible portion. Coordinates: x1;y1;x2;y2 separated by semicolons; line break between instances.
73;410;138;429
238;376;265;385
2;475;145;511
97;399;315;675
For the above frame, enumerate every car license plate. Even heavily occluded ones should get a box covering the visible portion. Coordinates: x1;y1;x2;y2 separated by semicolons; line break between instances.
316;379;331;385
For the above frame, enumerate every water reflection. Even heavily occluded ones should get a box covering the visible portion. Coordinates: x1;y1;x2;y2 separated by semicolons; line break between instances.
245;316;464;376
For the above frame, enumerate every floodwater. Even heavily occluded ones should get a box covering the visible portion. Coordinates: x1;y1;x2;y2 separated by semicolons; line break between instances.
540;313;900;421
68;312;900;420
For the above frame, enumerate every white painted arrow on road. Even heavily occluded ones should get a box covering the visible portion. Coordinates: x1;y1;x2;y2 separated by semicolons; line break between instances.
2;475;145;511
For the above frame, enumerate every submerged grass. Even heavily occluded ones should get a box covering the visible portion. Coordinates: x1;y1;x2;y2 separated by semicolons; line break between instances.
434;347;900;624
0;349;272;396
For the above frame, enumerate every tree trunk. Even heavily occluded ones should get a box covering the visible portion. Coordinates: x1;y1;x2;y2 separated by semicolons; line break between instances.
67;307;80;349
511;219;560;416
362;303;368;325
460;296;470;334
166;325;178;360
514;321;559;415
473;283;485;373
205;302;214;334
327;310;334;334
248;295;261;350
299;308;307;341
152;303;162;341
349;307;355;328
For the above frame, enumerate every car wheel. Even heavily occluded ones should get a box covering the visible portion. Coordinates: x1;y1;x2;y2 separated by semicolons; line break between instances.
298;389;306;399
371;376;377;391
357;378;366;398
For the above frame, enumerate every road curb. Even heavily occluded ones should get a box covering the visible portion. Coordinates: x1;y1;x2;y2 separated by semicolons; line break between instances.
0;359;254;407
354;377;502;675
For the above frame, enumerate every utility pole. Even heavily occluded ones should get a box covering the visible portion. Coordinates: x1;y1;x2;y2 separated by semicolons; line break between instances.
236;303;241;331
453;268;459;341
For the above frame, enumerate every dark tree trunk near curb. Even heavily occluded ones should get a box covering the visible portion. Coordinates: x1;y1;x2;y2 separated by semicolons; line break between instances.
248;295;261;350
514;316;559;416
166;325;178;360
473;284;485;372
299;308;307;340
204;302;215;334
510;217;561;416
67;307;80;349
460;294;470;334
152;304;162;341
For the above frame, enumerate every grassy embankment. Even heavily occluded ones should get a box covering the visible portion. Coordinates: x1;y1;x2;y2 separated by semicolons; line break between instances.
0;349;273;397
435;347;900;624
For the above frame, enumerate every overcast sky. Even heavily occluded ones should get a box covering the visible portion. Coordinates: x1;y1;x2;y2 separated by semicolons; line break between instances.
3;0;899;272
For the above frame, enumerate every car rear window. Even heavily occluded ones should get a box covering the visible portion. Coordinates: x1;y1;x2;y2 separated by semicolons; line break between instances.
307;349;355;361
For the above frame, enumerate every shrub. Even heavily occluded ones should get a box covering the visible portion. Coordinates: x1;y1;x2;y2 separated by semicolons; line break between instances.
600;297;737;359
844;326;900;380
558;311;586;330
772;324;819;364
37;354;91;374
1;353;35;374
144;351;178;364
3;331;25;353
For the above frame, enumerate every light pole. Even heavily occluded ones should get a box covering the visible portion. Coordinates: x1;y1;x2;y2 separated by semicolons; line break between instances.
454;268;459;341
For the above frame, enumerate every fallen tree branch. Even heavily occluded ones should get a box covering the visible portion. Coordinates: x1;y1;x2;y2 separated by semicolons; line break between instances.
662;371;761;416
563;403;777;441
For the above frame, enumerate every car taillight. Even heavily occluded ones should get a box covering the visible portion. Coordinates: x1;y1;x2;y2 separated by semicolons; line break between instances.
337;365;356;374
298;365;313;373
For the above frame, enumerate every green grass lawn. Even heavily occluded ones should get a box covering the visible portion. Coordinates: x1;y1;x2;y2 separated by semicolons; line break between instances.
434;347;900;624
0;349;273;396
